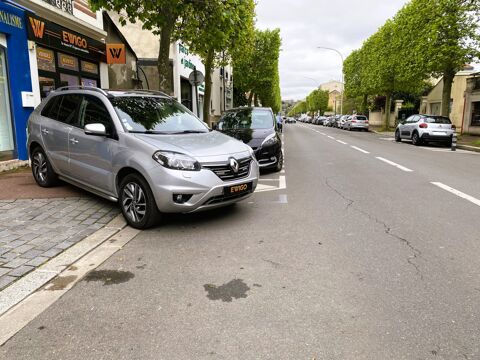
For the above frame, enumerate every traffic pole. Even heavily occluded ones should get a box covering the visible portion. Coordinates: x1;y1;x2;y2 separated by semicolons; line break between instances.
451;132;457;151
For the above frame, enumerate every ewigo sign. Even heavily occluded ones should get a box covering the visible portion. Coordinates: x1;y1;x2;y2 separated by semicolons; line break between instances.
26;13;106;63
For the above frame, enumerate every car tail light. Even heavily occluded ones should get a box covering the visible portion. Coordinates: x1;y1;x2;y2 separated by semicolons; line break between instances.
351;120;357;123
365;121;369;124
451;124;456;130
419;123;428;128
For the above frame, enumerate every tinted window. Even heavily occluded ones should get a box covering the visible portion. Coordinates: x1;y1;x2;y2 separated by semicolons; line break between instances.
41;96;61;119
424;116;451;124
355;116;367;120
111;96;208;134
78;96;113;134
218;109;274;130
57;95;82;125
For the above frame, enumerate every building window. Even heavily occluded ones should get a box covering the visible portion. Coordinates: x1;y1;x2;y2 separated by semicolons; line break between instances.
471;102;480;126
0;46;14;153
42;0;73;15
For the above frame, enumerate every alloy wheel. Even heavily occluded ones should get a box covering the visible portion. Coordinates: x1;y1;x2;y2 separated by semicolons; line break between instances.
33;152;48;184
122;182;147;223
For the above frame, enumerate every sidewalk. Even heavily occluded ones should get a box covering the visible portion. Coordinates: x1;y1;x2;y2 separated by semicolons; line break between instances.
0;168;119;291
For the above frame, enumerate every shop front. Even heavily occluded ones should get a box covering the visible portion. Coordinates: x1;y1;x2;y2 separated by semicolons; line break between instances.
25;13;106;99
0;1;33;161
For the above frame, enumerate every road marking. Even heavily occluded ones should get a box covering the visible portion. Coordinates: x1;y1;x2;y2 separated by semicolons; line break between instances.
350;146;370;154
431;182;480;207
380;138;396;141
328;136;335;139
320;132;326;135
255;175;286;193
375;157;414;172
336;140;348;145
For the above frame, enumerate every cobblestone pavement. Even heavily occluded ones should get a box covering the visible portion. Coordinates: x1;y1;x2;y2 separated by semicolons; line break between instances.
0;197;119;291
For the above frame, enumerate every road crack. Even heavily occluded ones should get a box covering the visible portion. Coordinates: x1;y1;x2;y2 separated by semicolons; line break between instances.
324;177;424;280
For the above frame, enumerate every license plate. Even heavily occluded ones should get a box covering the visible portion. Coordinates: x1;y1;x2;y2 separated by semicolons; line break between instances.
433;131;447;135
225;182;252;196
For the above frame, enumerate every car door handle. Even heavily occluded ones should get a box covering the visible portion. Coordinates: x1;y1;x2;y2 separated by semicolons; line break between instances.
70;138;79;144
42;129;50;135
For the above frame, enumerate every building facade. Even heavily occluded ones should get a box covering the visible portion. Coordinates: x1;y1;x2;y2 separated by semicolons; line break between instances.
0;0;32;161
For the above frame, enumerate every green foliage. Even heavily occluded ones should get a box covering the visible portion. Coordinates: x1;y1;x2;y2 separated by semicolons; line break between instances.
288;101;307;116
233;29;282;113
306;89;329;114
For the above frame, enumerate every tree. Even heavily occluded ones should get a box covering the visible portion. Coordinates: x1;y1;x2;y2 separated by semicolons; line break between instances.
288;101;307;116
234;29;282;113
89;0;195;94
183;0;255;122
306;89;329;114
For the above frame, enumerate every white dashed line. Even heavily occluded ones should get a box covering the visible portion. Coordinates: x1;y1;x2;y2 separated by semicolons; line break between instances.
431;182;480;207
320;132;326;135
350;146;370;154
327;136;335;140
336;140;348;145
375;157;413;172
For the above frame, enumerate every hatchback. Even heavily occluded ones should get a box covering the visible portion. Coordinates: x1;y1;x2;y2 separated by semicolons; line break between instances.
344;115;369;131
395;114;455;146
215;107;283;172
28;87;259;229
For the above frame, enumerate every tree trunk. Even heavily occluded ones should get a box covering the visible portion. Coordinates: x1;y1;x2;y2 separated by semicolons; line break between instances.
384;93;392;130
441;69;455;117
202;48;215;124
253;93;259;107
157;19;174;94
247;92;254;107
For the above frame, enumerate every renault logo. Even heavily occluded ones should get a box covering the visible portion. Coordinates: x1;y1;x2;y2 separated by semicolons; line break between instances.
229;158;239;173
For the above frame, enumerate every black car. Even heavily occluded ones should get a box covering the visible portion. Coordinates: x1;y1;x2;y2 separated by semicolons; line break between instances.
215;107;283;172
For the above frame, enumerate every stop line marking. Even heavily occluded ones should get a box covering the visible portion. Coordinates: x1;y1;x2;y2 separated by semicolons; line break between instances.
431;182;480;207
375;157;413;172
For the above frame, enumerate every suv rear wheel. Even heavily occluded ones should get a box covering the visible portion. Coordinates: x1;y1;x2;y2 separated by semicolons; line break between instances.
119;173;160;229
31;147;58;187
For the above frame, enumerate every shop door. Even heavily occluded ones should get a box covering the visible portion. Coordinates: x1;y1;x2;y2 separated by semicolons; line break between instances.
0;46;14;153
180;77;193;111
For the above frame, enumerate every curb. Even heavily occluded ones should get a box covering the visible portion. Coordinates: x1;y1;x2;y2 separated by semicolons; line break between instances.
457;144;480;153
0;160;29;173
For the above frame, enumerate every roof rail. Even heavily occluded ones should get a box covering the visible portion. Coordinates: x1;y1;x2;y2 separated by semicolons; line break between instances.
130;89;171;97
54;86;110;96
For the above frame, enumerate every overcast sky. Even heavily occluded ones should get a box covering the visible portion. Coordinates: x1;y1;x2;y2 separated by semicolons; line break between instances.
255;0;410;101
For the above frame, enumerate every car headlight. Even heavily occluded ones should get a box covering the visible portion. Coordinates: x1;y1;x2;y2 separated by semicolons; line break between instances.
152;151;201;171
261;133;278;147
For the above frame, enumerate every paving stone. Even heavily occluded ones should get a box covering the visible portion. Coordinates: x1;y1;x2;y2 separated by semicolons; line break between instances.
12;244;34;255
0;251;18;262
42;247;64;258
25;256;49;267
81;218;97;225
0;267;11;277
8;265;35;277
0;275;16;290
3;257;28;269
21;249;45;259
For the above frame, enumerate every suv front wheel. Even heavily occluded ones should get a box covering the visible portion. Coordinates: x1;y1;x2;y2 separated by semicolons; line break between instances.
412;131;422;146
119;173;160;229
31;147;58;187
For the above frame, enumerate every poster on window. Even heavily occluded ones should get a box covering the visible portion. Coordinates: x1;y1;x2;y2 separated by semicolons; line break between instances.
36;47;56;72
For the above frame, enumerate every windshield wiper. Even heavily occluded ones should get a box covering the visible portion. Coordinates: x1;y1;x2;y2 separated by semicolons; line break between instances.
129;130;170;134
169;130;209;134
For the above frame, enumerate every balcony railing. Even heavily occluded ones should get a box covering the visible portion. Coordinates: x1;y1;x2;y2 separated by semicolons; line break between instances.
42;0;74;15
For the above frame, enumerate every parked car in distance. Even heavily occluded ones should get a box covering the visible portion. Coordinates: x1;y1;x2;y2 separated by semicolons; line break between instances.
343;115;369;131
338;115;349;129
395;114;455;146
28;87;259;229
215;107;283;172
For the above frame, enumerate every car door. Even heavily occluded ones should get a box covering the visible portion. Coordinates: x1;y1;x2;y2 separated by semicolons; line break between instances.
39;94;80;175
401;115;416;138
68;95;117;195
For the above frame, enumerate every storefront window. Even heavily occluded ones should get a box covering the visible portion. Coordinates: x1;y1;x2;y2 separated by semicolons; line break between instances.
81;61;98;75
60;73;79;87
58;52;79;71
471;102;480;126
0;46;14;152
81;78;97;87
36;47;56;72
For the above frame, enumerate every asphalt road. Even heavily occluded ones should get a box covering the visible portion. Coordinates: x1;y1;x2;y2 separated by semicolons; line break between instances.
2;124;480;360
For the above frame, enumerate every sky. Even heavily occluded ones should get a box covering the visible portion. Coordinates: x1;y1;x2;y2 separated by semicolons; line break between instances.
255;0;410;101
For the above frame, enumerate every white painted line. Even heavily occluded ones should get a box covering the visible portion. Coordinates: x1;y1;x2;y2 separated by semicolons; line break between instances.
279;175;286;189
328;136;335;140
0;224;139;346
336;140;348;145
375;157;414;172
380;138;396;141
350;146;370;154
320;132;326;135
431;182;480;207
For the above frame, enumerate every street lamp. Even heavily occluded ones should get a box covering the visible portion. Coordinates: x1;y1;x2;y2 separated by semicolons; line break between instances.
317;46;344;115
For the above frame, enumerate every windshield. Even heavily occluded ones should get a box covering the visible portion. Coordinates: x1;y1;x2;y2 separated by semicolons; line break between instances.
218;109;274;130
111;96;209;134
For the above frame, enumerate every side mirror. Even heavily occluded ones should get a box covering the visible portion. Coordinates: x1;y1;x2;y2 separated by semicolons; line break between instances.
84;123;107;136
212;123;217;130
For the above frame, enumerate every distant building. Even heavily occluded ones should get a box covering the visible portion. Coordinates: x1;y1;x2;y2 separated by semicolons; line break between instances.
319;80;343;114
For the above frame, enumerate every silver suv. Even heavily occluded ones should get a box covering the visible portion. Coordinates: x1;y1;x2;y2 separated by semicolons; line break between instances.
28;87;259;229
395;114;455;146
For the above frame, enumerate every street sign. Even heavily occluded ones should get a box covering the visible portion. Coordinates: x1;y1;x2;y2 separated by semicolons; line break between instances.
189;70;204;86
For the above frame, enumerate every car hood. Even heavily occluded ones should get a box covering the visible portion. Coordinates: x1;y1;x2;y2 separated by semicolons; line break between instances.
134;131;251;159
219;128;274;147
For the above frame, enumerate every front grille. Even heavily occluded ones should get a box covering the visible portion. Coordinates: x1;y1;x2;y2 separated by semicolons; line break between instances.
204;191;253;205
203;157;252;181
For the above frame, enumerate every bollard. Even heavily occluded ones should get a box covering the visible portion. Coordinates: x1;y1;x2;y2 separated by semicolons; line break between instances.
451;133;457;151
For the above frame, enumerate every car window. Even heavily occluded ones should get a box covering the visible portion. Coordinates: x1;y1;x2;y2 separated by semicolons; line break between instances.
355;116;367;120
424;116;451;124
111;96;208;134
41;96;61;120
78;95;113;134
218;109;274;130
56;94;82;125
